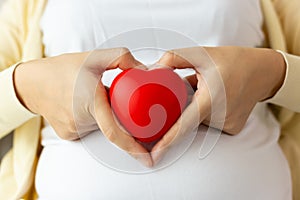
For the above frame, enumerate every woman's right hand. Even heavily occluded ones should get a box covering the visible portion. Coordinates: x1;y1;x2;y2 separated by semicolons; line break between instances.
14;48;153;167
151;46;286;164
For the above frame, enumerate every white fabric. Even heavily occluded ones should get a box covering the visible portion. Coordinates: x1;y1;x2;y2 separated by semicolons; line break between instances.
36;0;292;199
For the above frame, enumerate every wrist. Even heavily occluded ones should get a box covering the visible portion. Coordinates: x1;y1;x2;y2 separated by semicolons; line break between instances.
13;62;37;113
267;49;287;99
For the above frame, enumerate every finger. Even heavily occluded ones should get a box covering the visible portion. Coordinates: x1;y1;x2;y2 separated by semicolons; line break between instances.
84;48;146;73
157;49;194;69
161;48;224;110
93;83;153;167
151;77;212;164
109;47;146;70
157;47;215;74
184;74;198;91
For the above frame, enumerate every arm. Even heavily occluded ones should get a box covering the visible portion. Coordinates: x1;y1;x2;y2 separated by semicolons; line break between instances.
273;0;300;55
267;52;300;112
150;46;287;163
0;64;36;137
0;0;152;167
0;0;36;138
13;49;153;167
266;0;300;112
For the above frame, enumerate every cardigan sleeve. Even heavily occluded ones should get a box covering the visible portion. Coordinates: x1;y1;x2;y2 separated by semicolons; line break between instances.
266;0;300;112
0;0;36;138
0;64;36;138
273;0;300;55
267;52;300;112
0;0;26;70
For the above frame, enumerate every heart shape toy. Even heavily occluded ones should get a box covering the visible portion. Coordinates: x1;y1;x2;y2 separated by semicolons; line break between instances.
109;68;188;143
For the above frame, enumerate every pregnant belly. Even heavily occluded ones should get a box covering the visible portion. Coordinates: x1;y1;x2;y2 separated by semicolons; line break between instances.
35;104;292;200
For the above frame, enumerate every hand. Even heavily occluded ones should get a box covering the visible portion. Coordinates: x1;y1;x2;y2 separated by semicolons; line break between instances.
151;46;286;164
14;48;153;167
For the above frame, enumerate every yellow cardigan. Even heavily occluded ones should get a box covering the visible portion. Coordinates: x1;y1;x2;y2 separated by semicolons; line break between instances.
0;0;299;199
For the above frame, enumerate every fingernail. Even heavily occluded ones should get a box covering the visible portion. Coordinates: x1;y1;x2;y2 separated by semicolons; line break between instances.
151;150;164;165
146;158;153;168
136;153;153;168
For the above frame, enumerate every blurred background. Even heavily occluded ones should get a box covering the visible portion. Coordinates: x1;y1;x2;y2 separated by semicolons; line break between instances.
0;0;12;163
0;0;4;8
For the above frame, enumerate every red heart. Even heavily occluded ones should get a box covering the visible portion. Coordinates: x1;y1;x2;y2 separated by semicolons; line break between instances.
109;68;188;143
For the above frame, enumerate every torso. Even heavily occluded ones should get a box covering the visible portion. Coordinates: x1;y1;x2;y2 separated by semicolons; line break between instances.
35;0;291;199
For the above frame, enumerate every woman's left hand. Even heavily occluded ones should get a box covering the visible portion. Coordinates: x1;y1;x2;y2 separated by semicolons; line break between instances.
150;46;286;164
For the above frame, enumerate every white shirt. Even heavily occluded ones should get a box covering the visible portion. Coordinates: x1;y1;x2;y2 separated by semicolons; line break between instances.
36;0;292;199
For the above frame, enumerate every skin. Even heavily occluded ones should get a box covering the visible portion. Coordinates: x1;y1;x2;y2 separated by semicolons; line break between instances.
151;46;286;164
14;47;153;167
13;46;286;167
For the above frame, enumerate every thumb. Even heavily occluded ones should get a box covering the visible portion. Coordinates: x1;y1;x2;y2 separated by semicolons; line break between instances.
92;82;153;167
151;75;211;164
